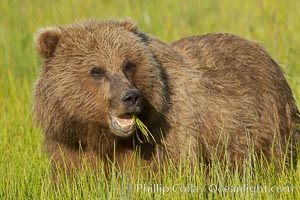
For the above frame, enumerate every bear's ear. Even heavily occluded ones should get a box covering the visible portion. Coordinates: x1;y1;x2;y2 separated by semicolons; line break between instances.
121;19;138;33
34;27;62;59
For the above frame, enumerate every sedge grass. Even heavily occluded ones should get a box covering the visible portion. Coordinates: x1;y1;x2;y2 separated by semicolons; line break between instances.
132;114;156;144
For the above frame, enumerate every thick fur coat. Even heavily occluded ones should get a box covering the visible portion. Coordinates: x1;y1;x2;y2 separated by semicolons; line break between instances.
33;19;299;175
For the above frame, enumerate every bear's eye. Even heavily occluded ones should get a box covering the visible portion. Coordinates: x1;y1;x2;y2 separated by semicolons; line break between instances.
123;60;136;75
90;67;105;79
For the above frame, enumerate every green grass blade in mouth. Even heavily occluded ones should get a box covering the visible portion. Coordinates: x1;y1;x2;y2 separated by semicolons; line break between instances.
132;114;156;144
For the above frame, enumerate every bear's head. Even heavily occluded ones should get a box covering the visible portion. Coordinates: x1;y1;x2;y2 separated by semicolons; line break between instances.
34;19;168;138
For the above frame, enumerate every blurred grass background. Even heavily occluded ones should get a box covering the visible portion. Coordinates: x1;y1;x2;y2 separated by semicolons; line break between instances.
0;0;299;199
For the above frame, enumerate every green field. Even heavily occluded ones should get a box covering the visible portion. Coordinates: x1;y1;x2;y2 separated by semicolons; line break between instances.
0;0;299;199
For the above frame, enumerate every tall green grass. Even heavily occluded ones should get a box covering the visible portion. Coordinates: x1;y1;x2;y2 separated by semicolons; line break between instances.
0;0;299;199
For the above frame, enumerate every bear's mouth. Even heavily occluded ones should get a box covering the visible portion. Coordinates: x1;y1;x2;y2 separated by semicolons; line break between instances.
110;114;136;137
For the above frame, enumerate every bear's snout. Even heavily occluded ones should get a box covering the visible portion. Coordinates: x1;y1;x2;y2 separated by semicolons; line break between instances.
120;89;141;109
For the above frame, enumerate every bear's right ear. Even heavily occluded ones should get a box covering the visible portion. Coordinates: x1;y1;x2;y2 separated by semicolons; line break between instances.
34;27;62;59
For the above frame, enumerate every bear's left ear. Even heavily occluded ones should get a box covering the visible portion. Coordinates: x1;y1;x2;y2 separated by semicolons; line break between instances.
121;19;138;33
34;26;62;59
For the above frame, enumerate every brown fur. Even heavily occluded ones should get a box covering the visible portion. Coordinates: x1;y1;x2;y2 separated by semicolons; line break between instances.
33;19;299;176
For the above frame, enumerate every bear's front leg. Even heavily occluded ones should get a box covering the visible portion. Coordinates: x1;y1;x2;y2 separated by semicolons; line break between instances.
43;136;102;180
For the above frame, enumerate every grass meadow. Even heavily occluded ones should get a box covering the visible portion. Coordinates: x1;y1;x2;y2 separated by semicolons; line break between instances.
0;0;299;199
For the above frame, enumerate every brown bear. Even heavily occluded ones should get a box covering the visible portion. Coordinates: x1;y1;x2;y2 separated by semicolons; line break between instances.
33;19;299;176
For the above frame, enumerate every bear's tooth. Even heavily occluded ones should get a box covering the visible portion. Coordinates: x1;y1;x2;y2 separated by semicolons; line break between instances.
116;117;134;127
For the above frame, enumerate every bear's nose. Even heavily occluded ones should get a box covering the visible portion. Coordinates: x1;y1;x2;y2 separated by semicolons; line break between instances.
120;89;141;107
